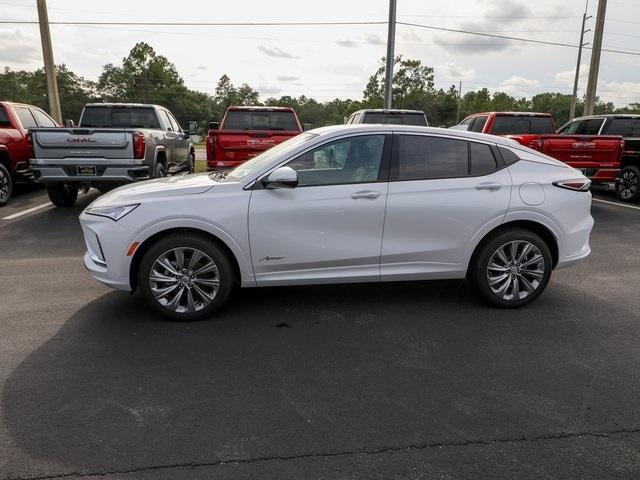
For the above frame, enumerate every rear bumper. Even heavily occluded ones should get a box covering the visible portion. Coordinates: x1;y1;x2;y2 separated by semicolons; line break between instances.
579;168;620;183
32;159;150;184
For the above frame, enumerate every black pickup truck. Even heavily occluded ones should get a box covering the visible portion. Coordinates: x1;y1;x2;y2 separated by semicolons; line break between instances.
558;114;640;202
30;103;197;207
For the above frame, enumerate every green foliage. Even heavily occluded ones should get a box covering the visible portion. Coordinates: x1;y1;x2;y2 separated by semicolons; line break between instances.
0;45;635;130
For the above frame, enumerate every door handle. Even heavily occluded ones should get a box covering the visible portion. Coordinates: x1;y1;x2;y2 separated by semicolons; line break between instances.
475;182;503;191
350;190;381;200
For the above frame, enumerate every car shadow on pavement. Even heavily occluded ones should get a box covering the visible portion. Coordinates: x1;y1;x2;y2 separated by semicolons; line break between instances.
3;280;640;476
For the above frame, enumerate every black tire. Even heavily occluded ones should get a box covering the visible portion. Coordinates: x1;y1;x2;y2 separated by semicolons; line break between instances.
616;165;640;203
154;162;166;179
137;233;234;321
186;152;195;174
0;163;13;207
95;183;117;194
469;228;553;308
46;184;78;207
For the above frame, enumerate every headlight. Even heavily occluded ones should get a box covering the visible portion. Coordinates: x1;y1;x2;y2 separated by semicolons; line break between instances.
85;204;139;221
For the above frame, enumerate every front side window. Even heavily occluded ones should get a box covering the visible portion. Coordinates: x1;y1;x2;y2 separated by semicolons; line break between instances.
287;135;386;186
559;118;604;135
14;107;37;129
470;115;488;133
160;110;174;131
0;106;10;127
31;108;57;127
460;116;474;126
167;111;181;132
396;135;468;180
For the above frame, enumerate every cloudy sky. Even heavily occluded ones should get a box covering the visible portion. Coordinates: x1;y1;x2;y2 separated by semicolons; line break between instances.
1;0;639;106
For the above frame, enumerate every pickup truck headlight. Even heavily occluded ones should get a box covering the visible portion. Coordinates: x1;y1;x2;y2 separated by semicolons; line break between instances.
85;204;139;221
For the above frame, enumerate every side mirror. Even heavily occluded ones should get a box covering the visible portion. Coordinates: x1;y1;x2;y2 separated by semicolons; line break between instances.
263;166;298;189
208;121;219;130
302;123;313;131
64;119;75;127
188;121;198;135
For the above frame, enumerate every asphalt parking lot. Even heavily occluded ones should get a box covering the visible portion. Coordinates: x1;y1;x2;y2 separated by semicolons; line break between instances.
1;180;639;479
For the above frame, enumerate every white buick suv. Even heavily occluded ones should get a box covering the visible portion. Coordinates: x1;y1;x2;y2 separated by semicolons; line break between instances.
80;125;593;320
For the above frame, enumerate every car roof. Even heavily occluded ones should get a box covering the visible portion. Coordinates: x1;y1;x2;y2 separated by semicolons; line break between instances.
571;114;640;120
83;103;162;108
0;101;43;108
308;124;518;147
352;109;425;115
227;106;295;112
467;112;553;117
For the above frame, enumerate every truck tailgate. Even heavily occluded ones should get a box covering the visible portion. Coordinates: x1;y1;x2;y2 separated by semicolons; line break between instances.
214;130;299;160
31;128;133;160
538;135;623;165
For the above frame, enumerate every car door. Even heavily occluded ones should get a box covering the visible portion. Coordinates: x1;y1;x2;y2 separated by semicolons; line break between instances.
380;133;511;280
166;110;189;168
248;133;391;286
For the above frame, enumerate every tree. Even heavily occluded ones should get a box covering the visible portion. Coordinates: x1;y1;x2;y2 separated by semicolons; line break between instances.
362;56;434;108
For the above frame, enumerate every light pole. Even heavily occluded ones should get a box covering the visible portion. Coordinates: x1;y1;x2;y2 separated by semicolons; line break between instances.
570;1;591;120
384;0;397;109
36;0;62;124
584;0;607;116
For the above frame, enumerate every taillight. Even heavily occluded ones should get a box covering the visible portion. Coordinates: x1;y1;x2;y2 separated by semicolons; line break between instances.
26;132;34;157
553;179;591;192
133;132;145;159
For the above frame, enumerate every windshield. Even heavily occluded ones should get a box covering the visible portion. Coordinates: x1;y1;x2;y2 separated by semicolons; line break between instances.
223;110;300;131
80;106;161;128
216;133;316;182
362;112;427;126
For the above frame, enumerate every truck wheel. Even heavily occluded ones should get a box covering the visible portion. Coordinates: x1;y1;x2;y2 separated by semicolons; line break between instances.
47;184;78;207
0;163;13;207
616;166;640;203
154;163;166;179
469;228;552;308
137;233;234;320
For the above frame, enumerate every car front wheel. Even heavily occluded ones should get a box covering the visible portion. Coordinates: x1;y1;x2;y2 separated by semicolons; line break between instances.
469;228;552;308
138;234;234;320
0;163;13;206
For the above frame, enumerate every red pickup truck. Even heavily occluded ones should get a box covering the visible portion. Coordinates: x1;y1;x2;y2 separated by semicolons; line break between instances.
452;111;624;189
206;106;302;170
0;101;59;206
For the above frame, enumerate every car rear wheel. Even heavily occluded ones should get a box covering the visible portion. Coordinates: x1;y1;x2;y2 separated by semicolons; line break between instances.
616;165;640;203
46;184;78;207
154;162;166;179
186;152;195;174
469;228;552;308
0;163;13;206
138;234;234;320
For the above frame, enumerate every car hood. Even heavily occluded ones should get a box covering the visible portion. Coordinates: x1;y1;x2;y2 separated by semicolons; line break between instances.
91;173;216;206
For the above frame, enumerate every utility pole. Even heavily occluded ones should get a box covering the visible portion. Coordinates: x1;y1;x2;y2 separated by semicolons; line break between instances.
456;81;462;124
583;0;607;116
570;1;591;120
384;0;397;109
36;0;62;124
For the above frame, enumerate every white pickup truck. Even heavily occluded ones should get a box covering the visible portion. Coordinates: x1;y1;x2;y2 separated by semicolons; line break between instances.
30;103;197;207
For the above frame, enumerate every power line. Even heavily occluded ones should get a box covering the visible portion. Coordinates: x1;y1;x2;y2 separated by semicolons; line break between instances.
397;21;640;56
0;20;388;26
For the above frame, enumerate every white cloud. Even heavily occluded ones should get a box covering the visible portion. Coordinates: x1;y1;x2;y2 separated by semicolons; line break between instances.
259;86;283;95
0;30;40;66
496;75;541;98
257;46;298;59
596;80;640;106
554;64;588;86
276;75;299;82
439;62;475;81
365;33;384;45
336;40;357;48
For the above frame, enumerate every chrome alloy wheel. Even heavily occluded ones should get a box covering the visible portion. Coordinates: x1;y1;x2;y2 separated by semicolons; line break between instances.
618;170;639;201
149;247;220;313
486;240;545;302
0;168;10;203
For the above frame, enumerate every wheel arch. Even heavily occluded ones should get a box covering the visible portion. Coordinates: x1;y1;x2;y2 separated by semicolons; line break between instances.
0;146;11;170
467;219;559;276
129;227;244;292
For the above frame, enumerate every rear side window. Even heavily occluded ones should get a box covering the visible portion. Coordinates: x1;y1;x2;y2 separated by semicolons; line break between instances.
80;107;161;129
396;135;468;180
223;111;299;131
0;106;10;127
14;107;37;129
31;108;57;127
470;142;498;176
498;146;521;165
470;115;488;133
606;118;640;137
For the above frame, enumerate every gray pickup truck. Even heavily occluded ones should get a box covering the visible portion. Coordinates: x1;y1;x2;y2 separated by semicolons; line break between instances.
30;103;197;207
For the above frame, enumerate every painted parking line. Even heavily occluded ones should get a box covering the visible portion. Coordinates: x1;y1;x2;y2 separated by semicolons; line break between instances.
593;198;640;211
2;202;53;220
